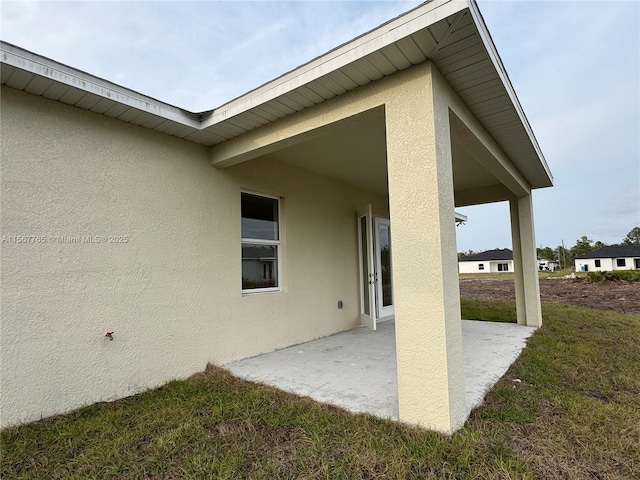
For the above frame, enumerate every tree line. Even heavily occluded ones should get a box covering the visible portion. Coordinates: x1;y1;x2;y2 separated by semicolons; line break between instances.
459;227;640;270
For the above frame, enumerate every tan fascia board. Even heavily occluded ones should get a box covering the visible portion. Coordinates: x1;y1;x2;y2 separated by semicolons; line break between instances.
0;41;201;129
210;98;387;168
201;0;468;129
468;0;553;186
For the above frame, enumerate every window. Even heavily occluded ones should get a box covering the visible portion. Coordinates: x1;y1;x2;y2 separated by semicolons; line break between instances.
241;192;280;292
594;259;601;268
478;263;484;271
635;259;640;269
616;258;626;267
497;263;509;272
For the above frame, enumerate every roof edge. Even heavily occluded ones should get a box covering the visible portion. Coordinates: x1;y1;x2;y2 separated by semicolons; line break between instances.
468;0;553;186
201;0;467;128
575;244;640;259
1;41;201;128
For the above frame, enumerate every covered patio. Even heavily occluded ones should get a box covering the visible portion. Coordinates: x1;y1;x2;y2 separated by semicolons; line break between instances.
227;319;535;422
0;0;552;431
211;0;552;434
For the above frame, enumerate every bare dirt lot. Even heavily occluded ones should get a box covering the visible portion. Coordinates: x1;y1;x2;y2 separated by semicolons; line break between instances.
460;277;640;315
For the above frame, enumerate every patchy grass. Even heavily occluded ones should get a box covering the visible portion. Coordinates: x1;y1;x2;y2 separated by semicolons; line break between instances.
461;297;516;322
2;302;639;479
474;303;640;479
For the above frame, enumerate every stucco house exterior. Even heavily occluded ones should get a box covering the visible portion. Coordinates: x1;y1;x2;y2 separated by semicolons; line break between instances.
458;248;514;273
575;245;640;272
0;0;553;434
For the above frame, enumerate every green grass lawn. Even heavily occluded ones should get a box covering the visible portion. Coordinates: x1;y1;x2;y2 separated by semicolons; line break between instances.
2;301;639;479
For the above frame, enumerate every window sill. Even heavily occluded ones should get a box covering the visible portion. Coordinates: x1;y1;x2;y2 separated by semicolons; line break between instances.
242;287;282;296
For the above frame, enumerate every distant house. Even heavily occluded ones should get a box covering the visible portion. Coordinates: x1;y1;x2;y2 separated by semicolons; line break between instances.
574;245;640;272
459;249;514;273
537;258;559;271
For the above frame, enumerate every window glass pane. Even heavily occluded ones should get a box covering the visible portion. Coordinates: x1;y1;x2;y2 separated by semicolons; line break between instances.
378;223;393;307
242;244;278;289
241;193;278;240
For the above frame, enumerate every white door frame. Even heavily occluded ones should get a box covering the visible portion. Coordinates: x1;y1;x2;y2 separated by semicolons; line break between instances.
358;206;394;330
358;205;376;330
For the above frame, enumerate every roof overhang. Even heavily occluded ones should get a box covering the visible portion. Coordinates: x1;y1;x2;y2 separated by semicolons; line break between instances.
454;212;468;224
0;0;553;189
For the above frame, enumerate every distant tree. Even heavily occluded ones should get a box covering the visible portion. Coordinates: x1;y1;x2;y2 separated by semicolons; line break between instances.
457;250;477;261
571;236;596;258
537;246;556;261
594;241;606;249
622;227;640;245
558;236;599;269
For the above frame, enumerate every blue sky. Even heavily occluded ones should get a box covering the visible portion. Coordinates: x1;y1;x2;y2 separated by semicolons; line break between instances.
2;1;638;252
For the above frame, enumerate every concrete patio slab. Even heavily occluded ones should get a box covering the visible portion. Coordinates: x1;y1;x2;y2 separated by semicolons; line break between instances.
226;319;535;422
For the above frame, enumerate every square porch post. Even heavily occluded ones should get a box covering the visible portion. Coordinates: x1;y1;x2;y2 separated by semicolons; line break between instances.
510;195;542;327
385;64;466;434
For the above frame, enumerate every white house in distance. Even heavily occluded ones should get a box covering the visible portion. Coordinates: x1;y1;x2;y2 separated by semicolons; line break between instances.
459;248;514;273
575;245;640;272
0;0;553;434
537;258;559;272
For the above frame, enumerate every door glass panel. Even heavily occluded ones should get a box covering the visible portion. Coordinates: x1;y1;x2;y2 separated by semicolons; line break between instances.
360;216;370;316
378;223;393;307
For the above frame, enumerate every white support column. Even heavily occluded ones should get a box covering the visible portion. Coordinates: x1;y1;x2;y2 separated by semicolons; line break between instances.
510;195;542;327
386;63;465;434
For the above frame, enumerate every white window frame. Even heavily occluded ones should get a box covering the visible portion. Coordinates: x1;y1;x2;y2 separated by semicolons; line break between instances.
241;191;282;295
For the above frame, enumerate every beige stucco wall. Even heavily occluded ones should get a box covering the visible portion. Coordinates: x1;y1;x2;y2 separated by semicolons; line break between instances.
0;86;387;427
